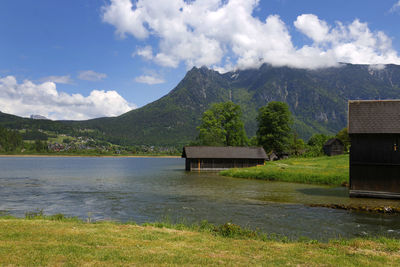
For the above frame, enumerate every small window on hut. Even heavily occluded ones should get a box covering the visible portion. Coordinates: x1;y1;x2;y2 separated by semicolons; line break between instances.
394;137;399;152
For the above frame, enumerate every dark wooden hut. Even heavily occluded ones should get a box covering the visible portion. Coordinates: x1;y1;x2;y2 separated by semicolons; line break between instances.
349;100;400;198
182;146;267;171
323;138;344;156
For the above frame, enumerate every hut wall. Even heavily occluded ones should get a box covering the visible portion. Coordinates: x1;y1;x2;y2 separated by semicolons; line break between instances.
350;134;400;164
350;133;400;197
323;141;343;156
329;143;344;156
185;159;191;171
187;158;264;171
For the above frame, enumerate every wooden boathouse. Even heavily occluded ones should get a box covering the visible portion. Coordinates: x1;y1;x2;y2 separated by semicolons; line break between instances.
182;146;267;171
323;138;344;156
349;100;400;198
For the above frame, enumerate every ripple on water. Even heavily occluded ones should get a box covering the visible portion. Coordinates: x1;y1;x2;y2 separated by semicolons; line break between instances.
1;157;400;241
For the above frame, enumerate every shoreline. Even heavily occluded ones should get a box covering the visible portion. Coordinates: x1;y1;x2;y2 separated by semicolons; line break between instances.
0;217;399;266
220;155;348;186
0;154;181;158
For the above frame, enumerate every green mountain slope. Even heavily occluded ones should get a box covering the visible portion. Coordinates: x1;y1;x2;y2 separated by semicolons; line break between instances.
74;67;232;145
2;63;400;145
227;63;400;138
0;111;75;133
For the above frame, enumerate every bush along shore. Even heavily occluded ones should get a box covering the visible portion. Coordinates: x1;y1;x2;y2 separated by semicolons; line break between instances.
220;154;349;186
1;214;400;266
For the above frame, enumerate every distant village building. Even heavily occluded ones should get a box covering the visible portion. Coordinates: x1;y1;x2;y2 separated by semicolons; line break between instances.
182;146;267;171
267;151;289;161
348;100;400;198
323;138;344;156
267;152;279;162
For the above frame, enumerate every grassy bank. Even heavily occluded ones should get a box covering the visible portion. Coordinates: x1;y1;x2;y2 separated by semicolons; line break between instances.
220;155;349;186
0;216;399;266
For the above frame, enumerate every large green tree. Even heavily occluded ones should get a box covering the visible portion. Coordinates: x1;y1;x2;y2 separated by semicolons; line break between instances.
0;126;23;152
197;102;247;146
306;133;332;156
256;101;292;153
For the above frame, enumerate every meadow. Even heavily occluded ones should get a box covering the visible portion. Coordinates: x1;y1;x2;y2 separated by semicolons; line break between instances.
0;215;399;266
220;155;349;186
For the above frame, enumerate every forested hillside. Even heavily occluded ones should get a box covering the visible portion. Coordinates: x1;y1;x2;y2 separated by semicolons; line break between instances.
2;63;400;146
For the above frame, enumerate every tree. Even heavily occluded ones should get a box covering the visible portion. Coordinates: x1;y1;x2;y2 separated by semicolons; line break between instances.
305;133;331;157
290;132;305;156
256;101;292;154
248;136;258;146
34;140;48;152
307;133;330;148
0;126;23;152
197;102;247;146
336;127;350;152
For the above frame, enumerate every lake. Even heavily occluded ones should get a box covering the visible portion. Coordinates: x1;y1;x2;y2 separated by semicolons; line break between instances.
1;156;400;241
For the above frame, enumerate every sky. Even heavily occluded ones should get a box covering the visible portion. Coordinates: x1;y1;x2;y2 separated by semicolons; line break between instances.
1;0;400;120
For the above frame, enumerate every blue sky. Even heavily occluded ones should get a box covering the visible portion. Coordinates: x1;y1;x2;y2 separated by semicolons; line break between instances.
1;0;400;120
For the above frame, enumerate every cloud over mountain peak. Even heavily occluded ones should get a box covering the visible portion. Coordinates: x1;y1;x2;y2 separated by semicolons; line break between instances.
103;0;400;71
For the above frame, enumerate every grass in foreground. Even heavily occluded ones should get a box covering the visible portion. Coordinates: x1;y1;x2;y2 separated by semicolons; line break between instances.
0;216;400;266
220;154;349;186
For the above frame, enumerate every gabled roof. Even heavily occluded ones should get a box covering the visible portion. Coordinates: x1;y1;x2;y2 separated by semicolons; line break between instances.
182;146;267;159
324;138;343;146
348;100;400;134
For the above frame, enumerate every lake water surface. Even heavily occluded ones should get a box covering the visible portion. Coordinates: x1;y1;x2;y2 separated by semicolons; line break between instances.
1;157;400;241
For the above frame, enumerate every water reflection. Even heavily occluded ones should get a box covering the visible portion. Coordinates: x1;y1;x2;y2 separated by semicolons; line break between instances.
0;156;400;241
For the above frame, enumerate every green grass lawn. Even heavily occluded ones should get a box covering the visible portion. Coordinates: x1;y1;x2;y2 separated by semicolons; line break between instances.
220;154;349;186
47;134;76;143
0;217;399;266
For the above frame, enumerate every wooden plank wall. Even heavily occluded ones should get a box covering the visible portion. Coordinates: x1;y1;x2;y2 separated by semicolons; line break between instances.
186;158;264;171
350;134;400;195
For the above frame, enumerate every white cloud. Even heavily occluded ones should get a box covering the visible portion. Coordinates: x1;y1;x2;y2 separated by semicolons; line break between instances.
39;75;73;84
390;1;400;12
102;0;149;39
135;45;153;60
135;75;165;84
102;0;400;70
294;14;330;43
78;70;107;81
0;75;136;120
294;16;400;66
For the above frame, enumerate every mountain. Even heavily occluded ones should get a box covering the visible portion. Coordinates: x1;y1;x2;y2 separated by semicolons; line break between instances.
78;63;400;145
2;63;400;145
72;66;232;145
30;115;49;120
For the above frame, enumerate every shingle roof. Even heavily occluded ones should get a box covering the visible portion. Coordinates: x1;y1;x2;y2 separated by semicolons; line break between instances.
348;100;400;134
324;138;343;146
182;146;267;159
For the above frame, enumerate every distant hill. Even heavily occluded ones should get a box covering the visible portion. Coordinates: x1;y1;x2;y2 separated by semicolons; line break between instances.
30;115;49;120
2;63;400;145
